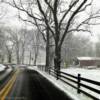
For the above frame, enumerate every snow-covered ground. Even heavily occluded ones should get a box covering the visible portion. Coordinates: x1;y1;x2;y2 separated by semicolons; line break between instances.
0;65;13;81
28;66;100;100
61;68;100;100
61;67;100;81
0;64;6;72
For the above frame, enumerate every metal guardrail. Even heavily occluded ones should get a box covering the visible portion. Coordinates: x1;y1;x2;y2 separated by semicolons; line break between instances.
48;67;100;100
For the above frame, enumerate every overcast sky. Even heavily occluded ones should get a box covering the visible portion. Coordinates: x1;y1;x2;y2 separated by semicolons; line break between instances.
1;0;100;41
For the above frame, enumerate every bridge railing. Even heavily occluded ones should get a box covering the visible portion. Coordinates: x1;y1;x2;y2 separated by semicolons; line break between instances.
48;67;100;100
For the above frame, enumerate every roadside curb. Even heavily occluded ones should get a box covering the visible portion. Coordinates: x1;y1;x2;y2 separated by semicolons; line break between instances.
36;69;80;100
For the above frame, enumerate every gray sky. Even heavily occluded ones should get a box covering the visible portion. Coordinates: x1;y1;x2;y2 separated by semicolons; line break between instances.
1;0;100;41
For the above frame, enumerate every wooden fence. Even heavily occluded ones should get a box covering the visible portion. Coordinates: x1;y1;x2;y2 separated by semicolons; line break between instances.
49;67;100;100
37;65;100;100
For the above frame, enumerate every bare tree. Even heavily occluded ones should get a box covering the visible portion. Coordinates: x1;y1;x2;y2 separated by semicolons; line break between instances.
34;0;100;72
3;0;100;72
0;28;6;63
3;0;52;71
0;26;13;63
27;29;41;65
5;42;14;63
62;33;91;66
7;29;21;64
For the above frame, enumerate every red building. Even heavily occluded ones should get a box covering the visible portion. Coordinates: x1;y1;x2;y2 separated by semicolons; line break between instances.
74;57;100;67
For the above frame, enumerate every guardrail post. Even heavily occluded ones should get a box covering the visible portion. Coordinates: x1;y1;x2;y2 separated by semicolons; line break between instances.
77;74;81;94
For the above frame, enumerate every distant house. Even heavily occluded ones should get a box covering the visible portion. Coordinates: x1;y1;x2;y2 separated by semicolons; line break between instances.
73;57;100;67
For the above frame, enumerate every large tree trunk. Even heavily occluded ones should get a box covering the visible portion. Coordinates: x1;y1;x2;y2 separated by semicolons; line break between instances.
45;27;50;72
34;52;38;65
54;46;61;69
54;30;61;79
8;53;12;63
17;55;20;64
29;51;31;65
16;49;20;64
1;55;4;63
54;45;61;79
21;48;25;64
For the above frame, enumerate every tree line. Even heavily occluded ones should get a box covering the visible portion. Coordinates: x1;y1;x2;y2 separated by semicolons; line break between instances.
1;0;100;72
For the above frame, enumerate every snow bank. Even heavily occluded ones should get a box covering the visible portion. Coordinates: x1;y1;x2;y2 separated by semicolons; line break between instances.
0;65;13;81
28;66;38;70
0;64;6;72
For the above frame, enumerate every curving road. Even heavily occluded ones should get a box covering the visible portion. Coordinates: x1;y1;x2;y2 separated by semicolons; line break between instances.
4;68;72;100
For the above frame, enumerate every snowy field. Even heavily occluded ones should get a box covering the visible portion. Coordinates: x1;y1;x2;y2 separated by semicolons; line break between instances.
61;67;100;81
28;66;100;100
61;67;100;100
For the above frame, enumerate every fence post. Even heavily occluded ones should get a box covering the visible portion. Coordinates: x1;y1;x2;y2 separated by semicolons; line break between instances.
49;67;50;74
77;74;81;93
56;70;58;80
56;70;60;80
42;65;43;71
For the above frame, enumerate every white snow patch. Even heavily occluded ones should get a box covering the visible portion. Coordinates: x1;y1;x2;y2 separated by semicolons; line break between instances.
0;66;13;80
0;64;6;72
28;66;38;70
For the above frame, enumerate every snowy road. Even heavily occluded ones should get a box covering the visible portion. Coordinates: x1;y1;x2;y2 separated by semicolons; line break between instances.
1;68;72;100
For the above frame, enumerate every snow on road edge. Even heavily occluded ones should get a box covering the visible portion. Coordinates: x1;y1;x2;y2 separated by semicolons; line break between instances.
28;66;80;100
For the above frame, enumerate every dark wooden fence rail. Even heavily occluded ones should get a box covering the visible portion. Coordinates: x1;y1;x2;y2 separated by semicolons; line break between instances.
37;65;100;100
49;67;100;100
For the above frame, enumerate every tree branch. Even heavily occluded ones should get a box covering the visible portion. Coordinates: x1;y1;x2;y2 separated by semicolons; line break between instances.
60;0;88;47
59;0;79;28
37;0;55;39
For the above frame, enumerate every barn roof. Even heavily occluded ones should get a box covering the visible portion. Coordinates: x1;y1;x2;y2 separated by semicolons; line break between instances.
77;57;100;61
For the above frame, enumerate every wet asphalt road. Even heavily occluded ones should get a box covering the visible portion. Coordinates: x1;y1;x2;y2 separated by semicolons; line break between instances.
6;69;71;100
